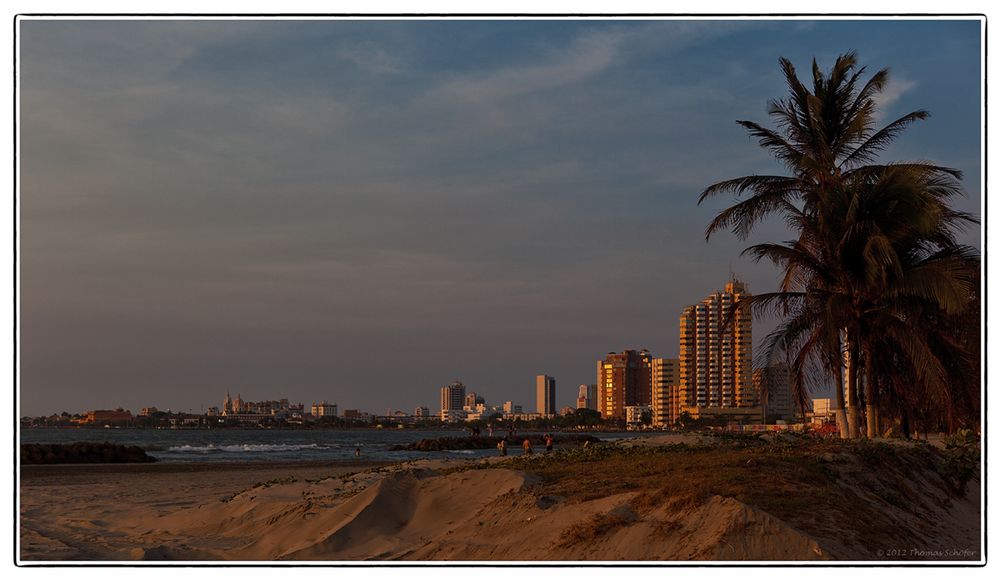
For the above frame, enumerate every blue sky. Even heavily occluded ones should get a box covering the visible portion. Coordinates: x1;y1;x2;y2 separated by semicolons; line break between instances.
19;18;982;415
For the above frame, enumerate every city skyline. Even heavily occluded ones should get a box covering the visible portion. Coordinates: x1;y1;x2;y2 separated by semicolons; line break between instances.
19;18;982;416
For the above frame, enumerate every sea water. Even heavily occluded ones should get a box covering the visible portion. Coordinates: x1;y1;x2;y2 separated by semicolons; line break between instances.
19;428;626;463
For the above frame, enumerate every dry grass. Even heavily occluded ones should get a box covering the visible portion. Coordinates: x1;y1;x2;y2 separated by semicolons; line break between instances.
557;511;633;547
489;434;975;557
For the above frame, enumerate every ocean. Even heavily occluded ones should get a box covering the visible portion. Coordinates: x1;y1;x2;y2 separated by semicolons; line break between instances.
19;428;628;463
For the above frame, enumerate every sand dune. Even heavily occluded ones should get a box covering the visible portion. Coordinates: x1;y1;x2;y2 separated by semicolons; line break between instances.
23;459;827;561
20;443;981;562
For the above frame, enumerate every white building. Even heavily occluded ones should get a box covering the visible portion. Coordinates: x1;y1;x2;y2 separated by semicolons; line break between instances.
311;401;339;418
625;405;651;428
440;409;467;422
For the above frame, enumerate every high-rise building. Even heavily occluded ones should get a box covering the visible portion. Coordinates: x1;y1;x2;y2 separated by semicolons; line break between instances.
597;350;653;420
536;375;556;417
576;384;589;409
754;364;795;421
651;358;680;427
678;278;755;416
440;381;466;413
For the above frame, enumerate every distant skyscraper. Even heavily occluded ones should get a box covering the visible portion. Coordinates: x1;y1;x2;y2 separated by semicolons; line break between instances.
440;381;466;413
576;384;589;410
651;358;680;427
754;364;795;421
536;375;556;417
679;278;754;413
597;350;653;420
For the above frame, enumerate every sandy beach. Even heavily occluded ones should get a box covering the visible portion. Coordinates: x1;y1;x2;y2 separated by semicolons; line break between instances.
20;460;389;560
19;436;982;562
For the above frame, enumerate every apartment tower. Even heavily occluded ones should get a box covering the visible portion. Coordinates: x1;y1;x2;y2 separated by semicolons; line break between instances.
651;358;680;427
678;279;754;414
754;364;795;421
536;375;556;417
597;350;653;420
439;381;466;413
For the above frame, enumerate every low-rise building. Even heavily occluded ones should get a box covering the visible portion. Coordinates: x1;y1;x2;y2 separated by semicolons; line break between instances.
809;398;836;424
440;409;467;422
625;405;651;428
83;409;133;425
311;401;339;418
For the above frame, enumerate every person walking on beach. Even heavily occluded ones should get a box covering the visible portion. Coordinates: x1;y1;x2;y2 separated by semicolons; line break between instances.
355;446;361;458
497;437;507;456
522;438;533;455
544;433;554;453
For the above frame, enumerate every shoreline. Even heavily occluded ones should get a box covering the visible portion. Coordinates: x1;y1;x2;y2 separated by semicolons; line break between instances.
19;459;391;480
19;434;981;562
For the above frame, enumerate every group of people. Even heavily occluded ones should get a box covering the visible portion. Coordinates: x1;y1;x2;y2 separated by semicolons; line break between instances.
496;433;555;456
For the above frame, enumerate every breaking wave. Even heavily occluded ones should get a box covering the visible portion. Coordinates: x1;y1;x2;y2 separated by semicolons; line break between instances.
166;443;326;454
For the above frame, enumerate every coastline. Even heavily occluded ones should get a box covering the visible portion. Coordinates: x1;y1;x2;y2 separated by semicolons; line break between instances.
19;435;981;562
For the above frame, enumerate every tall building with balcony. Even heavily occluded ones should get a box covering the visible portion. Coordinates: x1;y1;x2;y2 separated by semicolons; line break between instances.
440;381;466;413
678;278;755;418
651;357;680;427
536;375;556;417
597;350;653;420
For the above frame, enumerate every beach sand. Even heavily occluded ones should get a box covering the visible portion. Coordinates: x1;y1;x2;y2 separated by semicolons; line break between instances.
19;460;389;561
19;437;982;562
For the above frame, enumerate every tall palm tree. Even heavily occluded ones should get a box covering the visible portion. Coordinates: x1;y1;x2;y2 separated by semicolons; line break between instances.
700;52;978;437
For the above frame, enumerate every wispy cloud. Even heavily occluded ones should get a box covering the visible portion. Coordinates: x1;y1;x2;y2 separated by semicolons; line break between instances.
430;28;625;103
872;76;917;121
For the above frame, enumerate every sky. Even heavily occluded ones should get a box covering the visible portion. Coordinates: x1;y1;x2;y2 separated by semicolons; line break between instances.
18;18;982;416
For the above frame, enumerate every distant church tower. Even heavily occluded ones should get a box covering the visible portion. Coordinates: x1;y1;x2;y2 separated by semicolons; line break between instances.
223;391;232;415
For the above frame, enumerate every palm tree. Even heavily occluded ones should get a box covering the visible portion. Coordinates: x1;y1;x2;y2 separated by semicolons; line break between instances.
700;52;978;437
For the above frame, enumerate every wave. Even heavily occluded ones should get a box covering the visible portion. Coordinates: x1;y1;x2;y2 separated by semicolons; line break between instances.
165;443;326;454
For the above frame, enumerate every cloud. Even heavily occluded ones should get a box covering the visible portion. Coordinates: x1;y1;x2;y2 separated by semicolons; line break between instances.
872;76;917;121
429;28;625;104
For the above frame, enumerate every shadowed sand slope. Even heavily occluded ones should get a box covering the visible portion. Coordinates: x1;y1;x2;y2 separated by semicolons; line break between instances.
131;464;827;561
20;439;981;562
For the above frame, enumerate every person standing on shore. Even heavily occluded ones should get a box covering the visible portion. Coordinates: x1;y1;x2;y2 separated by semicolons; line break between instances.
355;446;361;458
497;438;507;456
522;438;533;455
544;434;554;453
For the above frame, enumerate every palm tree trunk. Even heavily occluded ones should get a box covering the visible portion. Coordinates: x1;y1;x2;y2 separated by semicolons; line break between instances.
864;348;878;438
834;348;849;439
845;336;860;438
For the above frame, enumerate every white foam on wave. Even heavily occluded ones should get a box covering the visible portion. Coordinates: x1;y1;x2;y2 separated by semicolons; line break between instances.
166;443;325;454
